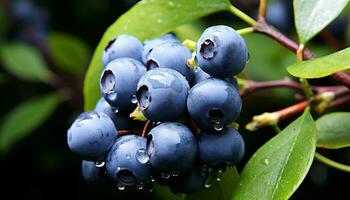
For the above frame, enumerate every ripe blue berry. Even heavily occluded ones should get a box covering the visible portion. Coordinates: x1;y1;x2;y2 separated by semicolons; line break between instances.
147;122;197;176
198;127;245;169
196;25;248;78
94;97;131;130
187;78;241;130
106;135;152;190
67;111;117;161
81;160;107;184
168;165;207;194
100;58;146;113
146;42;194;82
143;33;180;63
136;68;189;122
102;34;144;66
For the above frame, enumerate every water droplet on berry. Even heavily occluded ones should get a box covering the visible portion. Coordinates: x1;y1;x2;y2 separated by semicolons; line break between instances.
137;183;144;190
95;161;105;168
114;107;119;113
213;121;223;131
172;171;180;177
161;172;170;179
136;148;150;164
131;95;137;104
126;153;131;160
117;183;125;191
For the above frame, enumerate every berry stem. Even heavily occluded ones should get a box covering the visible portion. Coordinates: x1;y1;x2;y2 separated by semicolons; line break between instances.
117;130;132;136
331;72;350;89
258;0;267;18
237;27;254;36
314;152;350;173
228;5;257;26
141;120;152;137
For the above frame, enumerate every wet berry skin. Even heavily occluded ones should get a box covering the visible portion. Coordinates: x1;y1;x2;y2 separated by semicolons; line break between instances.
136;68;189;122
94;97;131;130
102;34;144;66
143;33;180;64
147;122;197;175
105;135;152;189
100;58;147;113
146;42;194;82
187;78;241;130
168;165;207;194
81;160;107;184
196;25;248;78
67;111;117;161
198;127;245;168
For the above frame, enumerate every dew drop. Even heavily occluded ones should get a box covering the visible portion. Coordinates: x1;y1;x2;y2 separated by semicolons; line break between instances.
151;178;155;182
137;183;144;190
95;161;105;168
264;158;270;165
114;107;119;113
131;95;137;104
215;170;223;182
172;171;180;177
117;183;125;191
136;148;150;164
213;122;223;131
161;172;170;179
126;153;131;160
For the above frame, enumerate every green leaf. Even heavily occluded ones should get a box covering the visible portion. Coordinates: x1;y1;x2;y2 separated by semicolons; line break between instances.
173;22;205;41
153;184;185;200
232;109;317;200
48;32;90;76
83;0;230;110
187;167;240;200
0;93;63;153
294;0;349;44
287;48;350;78
0;43;53;83
316;112;350;149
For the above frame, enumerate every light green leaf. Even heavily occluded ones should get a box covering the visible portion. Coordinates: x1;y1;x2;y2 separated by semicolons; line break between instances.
0;93;63;153
287;48;350;78
48;32;90;76
0;43;53;82
83;0;230;110
316;112;350;149
187;167;239;200
173;22;205;42
232;109;317;200
294;0;349;44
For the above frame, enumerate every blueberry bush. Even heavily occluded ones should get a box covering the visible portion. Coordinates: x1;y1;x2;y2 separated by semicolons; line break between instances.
1;0;350;199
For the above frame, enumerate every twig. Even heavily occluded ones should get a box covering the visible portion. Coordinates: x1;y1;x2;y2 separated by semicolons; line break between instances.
315;152;350;173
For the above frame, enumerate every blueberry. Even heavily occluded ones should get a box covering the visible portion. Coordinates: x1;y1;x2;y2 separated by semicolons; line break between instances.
191;67;238;88
94;97;131;130
81;160;107;184
187;78;242;130
146;42;194;82
266;0;292;32
143;33;180;63
196;25;248;78
67;111;117;161
100;58;146;113
198;127;245;169
106;135;152;190
102;34;144;66
136;68;189;122
147;122;197;175
168;165;207;194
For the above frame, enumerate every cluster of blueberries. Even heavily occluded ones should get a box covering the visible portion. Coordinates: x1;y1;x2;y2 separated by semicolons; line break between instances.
67;25;248;194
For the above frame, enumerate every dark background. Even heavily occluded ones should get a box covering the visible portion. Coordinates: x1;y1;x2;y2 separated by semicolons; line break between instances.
0;0;349;199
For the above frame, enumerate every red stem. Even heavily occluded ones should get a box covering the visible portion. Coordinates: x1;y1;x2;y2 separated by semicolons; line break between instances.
141;120;152;137
117;130;132;136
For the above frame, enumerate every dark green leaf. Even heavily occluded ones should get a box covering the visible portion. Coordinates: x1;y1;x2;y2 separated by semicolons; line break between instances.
0;43;53;82
153;184;185;200
0;93;63;153
316;112;350;149
232;109;317;200
287;48;350;78
294;0;349;44
48;32;90;76
187;167;239;200
83;0;230;110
